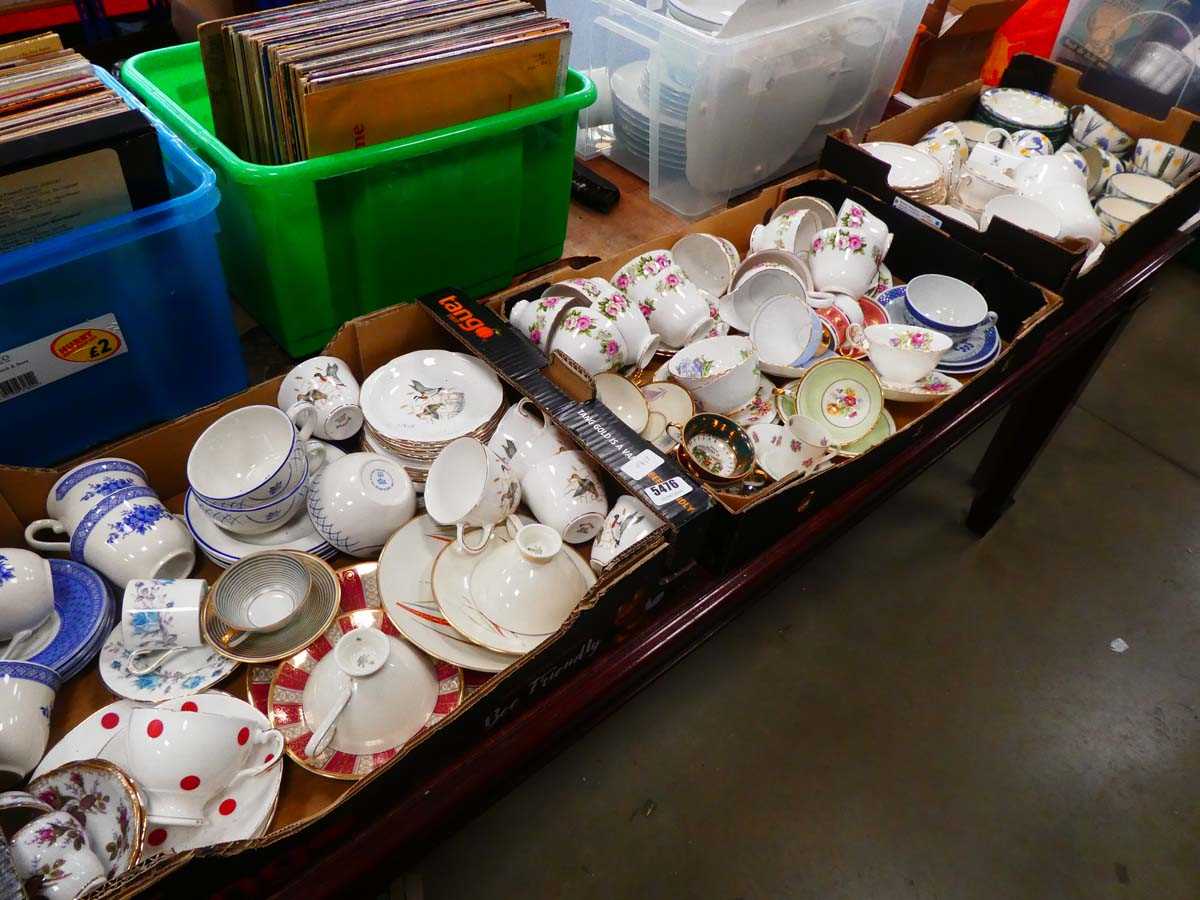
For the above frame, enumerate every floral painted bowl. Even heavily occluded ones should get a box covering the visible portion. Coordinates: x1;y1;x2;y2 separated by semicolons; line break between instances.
667;336;758;414
548;308;627;376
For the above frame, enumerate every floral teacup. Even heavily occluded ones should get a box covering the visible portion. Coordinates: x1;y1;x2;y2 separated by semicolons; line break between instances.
560;278;660;368
1003;128;1053;158
918;121;970;162
510;293;586;351
11;810;106;900
120;578;208;673
639;265;713;349
1131;138;1200;187
613;250;674;307
1068;104;1133;156
548;307;627;376
808;227;883;299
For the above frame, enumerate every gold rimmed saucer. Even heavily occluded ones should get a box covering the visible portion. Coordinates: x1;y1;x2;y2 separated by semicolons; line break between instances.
201;551;341;663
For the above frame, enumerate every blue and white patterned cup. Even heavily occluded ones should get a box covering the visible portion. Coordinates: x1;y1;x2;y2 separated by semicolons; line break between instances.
0;661;59;781
1068;104;1133;156
46;457;148;533
25;486;194;589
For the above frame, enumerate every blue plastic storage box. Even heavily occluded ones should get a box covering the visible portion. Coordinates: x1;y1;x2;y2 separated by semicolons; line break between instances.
0;69;246;467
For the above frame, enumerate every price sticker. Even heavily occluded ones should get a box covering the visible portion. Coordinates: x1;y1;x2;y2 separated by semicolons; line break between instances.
620;449;664;481
643;477;693;507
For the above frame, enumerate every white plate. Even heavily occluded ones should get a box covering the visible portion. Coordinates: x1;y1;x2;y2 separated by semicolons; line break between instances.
360;350;503;443
860;142;943;190
378;516;519;673
880;371;963;402
34;699;139;779
980;87;1068;130
99;624;240;702
610;61;688;130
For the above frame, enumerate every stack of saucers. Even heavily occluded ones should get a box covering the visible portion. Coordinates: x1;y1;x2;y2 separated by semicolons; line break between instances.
17;559;115;681
976;87;1070;149
860;141;947;205
359;350;505;491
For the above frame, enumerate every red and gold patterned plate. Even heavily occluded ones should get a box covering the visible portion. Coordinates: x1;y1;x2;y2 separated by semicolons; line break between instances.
266;609;464;780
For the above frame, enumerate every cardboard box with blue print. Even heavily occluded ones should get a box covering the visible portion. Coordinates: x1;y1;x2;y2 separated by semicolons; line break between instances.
0;298;674;898
826;53;1200;298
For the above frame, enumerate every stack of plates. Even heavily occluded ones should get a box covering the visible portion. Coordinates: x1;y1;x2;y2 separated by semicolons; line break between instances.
359;350;505;488
976;87;1070;149
610;61;688;173
860;141;947;205
665;0;740;33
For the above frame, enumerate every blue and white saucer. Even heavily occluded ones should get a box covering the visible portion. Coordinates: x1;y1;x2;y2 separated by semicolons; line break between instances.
19;560;114;682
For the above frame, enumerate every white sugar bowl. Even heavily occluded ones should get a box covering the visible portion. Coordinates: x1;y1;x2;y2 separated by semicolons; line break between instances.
470;517;594;635
307;453;416;558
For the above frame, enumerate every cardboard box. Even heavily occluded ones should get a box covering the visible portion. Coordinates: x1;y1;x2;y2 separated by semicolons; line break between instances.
461;170;1061;569
833;53;1200;296
901;0;1024;99
1;303;672;897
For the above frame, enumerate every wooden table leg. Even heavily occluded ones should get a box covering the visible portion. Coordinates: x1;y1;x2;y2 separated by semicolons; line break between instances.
966;308;1135;535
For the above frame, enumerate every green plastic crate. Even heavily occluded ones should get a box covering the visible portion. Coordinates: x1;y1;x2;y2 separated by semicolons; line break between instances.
121;43;595;357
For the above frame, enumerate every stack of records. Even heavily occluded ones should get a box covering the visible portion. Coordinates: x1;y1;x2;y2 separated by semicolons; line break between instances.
199;0;572;164
0;34;169;252
359;349;506;490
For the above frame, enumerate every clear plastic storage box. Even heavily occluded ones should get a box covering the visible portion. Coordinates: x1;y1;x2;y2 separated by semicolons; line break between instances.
556;0;926;216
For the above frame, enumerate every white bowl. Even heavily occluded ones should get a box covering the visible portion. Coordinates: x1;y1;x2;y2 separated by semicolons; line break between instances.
306;452;416;558
667;336;758;414
903;274;992;337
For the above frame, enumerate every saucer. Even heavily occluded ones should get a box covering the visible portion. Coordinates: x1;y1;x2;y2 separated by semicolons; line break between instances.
33;693;281;858
379;516;520;673
840;408;896;457
201;552;341;663
99;624;239;702
267;609;464;780
938;323;1000;368
0;611;59;661
184;484;339;569
774;378;802;422
28;559;114;680
937;344;1000;375
880;371;963;402
727;375;778;427
794;358;883;445
864;264;894;300
29;759;145;877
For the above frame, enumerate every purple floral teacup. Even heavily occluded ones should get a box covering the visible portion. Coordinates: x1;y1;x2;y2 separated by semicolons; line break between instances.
808;226;884;298
11;809;106;899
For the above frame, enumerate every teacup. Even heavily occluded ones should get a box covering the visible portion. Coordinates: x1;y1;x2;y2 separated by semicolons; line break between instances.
188;405;321;509
594;373;650;433
1096;196;1148;243
425;438;521;554
808;227;883;298
671;233;740;297
612;250;674;307
553;278;660;368
548;307;626;376
11;809;106;898
46;458;148;533
1105;171;1174;208
0;661;59;785
749;424;819;481
1002;128;1052;158
966;142;1026;179
510;293;586;351
956;166;1016;214
589;496;658;573
786;414;836;470
903;274;995;338
1068;103;1133;156
955;120;1008;150
918;121;970;163
26;486;195;588
669;414;756;484
1130;138;1200;187
486;399;571;480
667;336;758;414
520;450;607;544
749;296;823;370
0;549;53;656
212;553;309;643
1081;145;1126;198
857;323;953;384
307;453;416;557
121;578;208;673
277;355;363;442
721;258;809;332
640;266;714;349
836;200;891;251
749;210;819;257
192;460;313;536
126;708;283;825
812;301;863;356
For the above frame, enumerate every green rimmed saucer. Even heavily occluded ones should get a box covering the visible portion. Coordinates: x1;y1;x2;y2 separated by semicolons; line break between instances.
794;358;883;446
840;408;895;457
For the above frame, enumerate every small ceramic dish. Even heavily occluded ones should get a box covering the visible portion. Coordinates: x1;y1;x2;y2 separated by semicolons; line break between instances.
668;414;756;483
726;375;778;428
794;357;884;446
201;552;340;663
880;371;963;402
594;373;649;433
212;553;310;640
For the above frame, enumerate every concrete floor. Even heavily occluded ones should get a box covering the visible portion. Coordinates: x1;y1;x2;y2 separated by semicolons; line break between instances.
407;265;1200;900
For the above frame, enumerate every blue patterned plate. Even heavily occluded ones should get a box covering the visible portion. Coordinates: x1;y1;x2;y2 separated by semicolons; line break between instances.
28;560;113;679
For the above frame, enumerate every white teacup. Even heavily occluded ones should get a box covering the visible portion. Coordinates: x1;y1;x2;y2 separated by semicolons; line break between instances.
749;210;819;257
858;323;953;384
26;486;195;588
590;496;658;573
955;167;1016;214
553;278;661;369
487;399;571;480
966;142;1025;179
1068;103;1133;156
520;450;607;544
785;415;836;470
0;661;59;784
671;233;740;297
903;273;995;338
126;708;284;825
956;121;1007;150
808;227;884;298
642;266;714;349
46;458;149;533
120;578;207;672
192;458;313;536
307;453;416;557
425;438;521;554
188;405;322;509
0;549;53;656
836;200;891;251
1105;171;1174;208
510;293;587;351
11;809;106;898
277;356;363;442
668;335;759;414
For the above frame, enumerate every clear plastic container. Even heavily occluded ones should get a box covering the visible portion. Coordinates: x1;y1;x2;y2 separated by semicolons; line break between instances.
555;0;926;217
0;68;247;467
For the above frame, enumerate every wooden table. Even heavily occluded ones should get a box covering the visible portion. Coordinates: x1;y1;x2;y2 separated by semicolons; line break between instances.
138;171;1194;899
